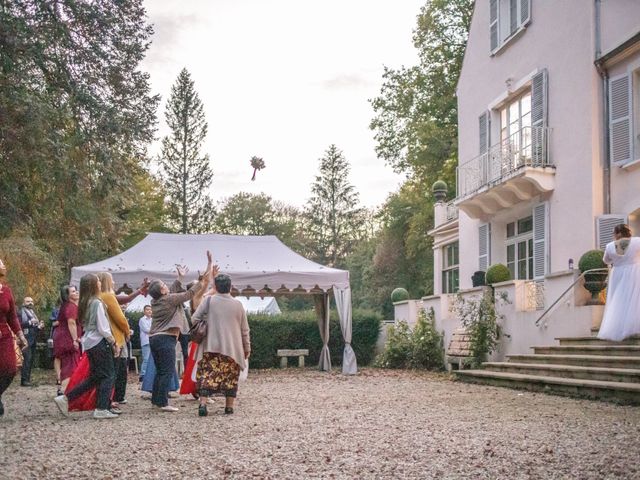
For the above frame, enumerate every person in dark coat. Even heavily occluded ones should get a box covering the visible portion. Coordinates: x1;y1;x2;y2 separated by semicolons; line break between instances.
18;296;43;386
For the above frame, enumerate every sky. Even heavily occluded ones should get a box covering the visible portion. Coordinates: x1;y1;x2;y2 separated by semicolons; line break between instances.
141;0;424;209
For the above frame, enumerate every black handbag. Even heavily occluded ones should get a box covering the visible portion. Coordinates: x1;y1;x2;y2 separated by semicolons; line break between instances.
188;296;211;344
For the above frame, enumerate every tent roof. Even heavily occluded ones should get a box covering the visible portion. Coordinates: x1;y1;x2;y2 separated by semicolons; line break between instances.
70;233;349;292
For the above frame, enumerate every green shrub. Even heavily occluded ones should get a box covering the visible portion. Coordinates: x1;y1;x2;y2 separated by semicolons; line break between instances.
375;308;444;370
390;288;410;303
409;308;444;369
248;309;382;369
374;320;413;369
579;249;606;282
485;264;511;284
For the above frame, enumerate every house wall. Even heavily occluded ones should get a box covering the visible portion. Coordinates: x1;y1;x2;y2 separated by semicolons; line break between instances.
456;0;604;290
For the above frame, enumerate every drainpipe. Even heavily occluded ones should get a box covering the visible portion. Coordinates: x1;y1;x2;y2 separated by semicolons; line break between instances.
594;0;611;214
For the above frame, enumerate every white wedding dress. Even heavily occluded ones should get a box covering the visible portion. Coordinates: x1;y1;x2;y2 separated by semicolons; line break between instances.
597;237;640;341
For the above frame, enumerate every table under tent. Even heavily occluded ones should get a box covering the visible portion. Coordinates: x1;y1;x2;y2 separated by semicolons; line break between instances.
70;233;356;374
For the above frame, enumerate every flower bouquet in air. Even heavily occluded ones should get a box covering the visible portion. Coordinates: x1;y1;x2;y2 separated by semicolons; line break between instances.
250;156;266;181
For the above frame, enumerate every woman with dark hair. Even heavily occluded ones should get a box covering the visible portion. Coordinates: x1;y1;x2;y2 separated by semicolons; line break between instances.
53;284;81;394
147;251;211;412
54;273;118;419
192;273;250;417
0;258;28;416
598;224;640;341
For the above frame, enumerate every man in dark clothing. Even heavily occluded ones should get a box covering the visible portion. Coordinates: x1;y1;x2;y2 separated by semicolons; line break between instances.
19;297;43;386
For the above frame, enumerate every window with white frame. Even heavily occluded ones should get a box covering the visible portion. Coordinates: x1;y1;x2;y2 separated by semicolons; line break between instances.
499;90;532;161
506;216;533;280
490;0;531;53
442;242;459;294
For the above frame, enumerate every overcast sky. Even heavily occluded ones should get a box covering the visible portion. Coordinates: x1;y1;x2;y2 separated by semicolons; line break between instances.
141;0;424;209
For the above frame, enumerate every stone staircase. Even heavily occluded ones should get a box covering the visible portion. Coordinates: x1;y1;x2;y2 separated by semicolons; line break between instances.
455;335;640;405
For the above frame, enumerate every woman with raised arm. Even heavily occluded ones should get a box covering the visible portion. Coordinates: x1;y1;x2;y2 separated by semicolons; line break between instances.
146;251;211;412
598;224;640;341
0;258;28;417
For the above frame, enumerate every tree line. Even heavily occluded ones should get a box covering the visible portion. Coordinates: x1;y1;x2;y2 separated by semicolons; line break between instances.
0;0;473;318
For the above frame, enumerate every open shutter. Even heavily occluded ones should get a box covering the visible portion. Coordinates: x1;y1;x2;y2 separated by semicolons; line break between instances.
479;223;491;272
509;0;517;34
479;111;490;154
520;0;531;25
609;73;632;165
533;203;548;280
531;69;548;166
596;214;628;250
490;0;499;52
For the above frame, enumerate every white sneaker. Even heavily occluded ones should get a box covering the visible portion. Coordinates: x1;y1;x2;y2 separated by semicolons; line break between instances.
168;391;179;398
54;395;69;416
93;409;119;419
160;405;179;412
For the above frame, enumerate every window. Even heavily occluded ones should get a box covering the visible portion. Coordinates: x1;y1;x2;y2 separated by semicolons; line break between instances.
499;91;532;163
609;68;640;165
506;216;533;280
442;242;459;294
490;0;531;53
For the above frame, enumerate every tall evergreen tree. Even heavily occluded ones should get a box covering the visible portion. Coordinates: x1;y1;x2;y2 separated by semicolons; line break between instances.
304;145;365;267
159;68;214;234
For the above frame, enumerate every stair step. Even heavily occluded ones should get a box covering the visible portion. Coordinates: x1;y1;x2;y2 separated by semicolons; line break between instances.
483;362;640;383
455;370;640;405
555;336;640;346
507;354;640;369
533;345;640;356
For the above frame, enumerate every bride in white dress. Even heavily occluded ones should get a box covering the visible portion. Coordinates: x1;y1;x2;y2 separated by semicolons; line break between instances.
598;224;640;341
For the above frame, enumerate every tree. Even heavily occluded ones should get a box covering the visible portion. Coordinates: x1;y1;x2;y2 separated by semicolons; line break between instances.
304;145;366;268
214;192;303;249
159;68;214;234
370;0;473;189
0;0;159;280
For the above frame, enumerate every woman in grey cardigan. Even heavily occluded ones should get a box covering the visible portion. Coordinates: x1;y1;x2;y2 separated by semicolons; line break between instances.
192;273;250;417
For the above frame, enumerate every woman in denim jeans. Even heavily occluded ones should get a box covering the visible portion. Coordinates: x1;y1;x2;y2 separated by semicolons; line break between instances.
54;274;119;419
147;251;212;412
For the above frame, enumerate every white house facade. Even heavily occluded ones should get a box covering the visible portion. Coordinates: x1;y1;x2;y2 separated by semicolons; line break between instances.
397;0;640;360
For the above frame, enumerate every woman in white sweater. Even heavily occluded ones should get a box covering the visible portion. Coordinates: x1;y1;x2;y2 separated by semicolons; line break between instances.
191;273;250;417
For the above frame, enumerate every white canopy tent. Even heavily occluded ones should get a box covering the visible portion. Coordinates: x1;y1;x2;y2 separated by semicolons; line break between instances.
71;233;356;374
124;294;281;316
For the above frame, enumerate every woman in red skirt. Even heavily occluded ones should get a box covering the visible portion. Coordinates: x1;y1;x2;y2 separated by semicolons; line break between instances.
0;258;28;417
53;285;82;394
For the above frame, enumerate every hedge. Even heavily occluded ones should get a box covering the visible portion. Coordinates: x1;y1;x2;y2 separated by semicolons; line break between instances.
125;308;382;370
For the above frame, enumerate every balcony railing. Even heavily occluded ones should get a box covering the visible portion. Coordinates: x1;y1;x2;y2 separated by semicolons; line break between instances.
445;202;458;221
456;126;551;199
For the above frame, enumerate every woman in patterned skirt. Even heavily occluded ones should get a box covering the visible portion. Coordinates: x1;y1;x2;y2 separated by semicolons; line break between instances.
191;273;250;417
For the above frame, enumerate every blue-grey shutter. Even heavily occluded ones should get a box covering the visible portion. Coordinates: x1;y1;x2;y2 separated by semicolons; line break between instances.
531;69;548;166
479;223;491;272
609;73;632;165
520;0;531;25
510;0;518;34
479;111;490;154
533;203;547;280
490;0;499;52
596;214;628;250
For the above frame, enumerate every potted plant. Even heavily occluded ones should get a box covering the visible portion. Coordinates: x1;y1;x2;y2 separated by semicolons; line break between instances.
471;271;486;287
391;288;410;303
485;264;511;285
578;250;607;305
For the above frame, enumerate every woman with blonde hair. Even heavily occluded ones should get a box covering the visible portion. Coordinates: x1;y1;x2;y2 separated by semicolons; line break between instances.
598;224;640;341
96;272;131;410
54;273;118;419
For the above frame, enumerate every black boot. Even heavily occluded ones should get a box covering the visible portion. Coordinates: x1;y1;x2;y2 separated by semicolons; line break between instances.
0;398;4;417
224;406;234;415
198;404;208;417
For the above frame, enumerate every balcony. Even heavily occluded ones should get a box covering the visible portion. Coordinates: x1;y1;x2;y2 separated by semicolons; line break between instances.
455;126;555;219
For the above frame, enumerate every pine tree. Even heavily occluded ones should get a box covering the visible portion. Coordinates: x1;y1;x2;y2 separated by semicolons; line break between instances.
159;68;214;233
304;145;365;267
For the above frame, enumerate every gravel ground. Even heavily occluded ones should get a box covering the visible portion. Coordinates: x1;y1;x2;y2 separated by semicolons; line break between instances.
1;368;639;480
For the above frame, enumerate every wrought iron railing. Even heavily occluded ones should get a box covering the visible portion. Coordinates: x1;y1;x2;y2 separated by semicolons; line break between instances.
535;268;609;328
445;202;459;221
456;126;551;199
